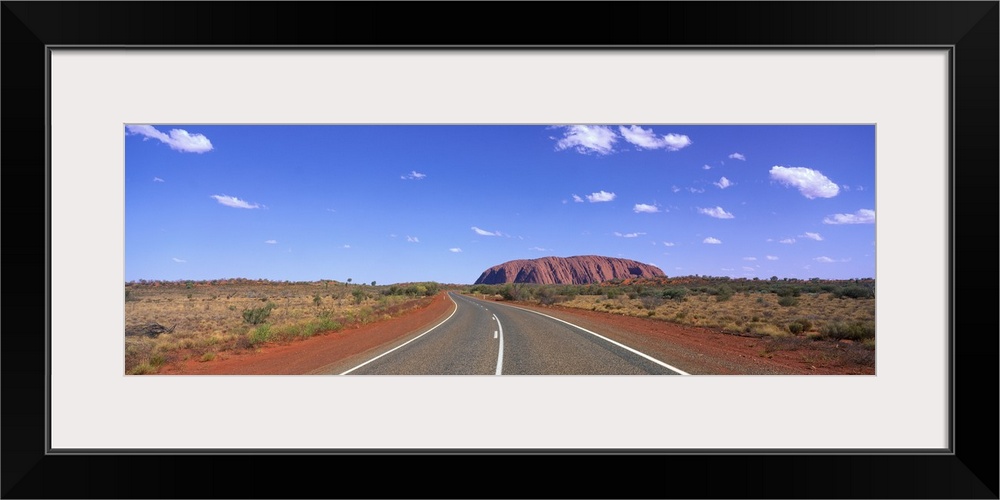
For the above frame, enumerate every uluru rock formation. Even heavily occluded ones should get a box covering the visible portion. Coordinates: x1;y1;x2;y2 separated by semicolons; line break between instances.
474;255;665;285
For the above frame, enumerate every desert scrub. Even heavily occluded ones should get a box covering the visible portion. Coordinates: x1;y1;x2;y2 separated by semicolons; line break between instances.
242;302;276;325
129;363;158;375
248;324;272;346
750;323;788;337
777;296;799;307
123;280;463;370
787;318;813;334
124;337;154;374
820;321;875;341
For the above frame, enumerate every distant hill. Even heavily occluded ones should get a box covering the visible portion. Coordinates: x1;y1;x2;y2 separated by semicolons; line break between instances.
474;255;665;285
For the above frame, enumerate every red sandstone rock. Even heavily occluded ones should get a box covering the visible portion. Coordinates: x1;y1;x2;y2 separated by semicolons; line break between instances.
474;255;665;285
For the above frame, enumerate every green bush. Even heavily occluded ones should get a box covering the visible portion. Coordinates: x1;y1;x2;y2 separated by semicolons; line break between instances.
640;295;664;310
787;318;813;334
248;324;272;346
835;285;875;299
537;288;557;305
315;318;342;332
821;321;875;340
777;296;799;307
242;302;276;324
788;318;812;335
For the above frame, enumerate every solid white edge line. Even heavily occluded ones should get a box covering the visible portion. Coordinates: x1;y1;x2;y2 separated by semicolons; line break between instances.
339;292;459;375
493;313;504;375
495;301;690;376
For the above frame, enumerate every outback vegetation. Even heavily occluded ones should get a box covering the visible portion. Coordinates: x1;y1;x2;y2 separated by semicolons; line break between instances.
465;276;876;366
124;279;445;374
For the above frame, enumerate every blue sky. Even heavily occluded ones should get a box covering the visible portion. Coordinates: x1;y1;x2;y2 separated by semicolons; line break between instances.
125;124;875;284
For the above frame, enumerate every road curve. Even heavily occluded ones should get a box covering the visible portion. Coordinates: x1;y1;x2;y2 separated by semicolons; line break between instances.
335;292;686;375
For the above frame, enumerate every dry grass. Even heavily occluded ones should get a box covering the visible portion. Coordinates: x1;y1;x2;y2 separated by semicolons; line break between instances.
124;280;433;374
555;291;875;341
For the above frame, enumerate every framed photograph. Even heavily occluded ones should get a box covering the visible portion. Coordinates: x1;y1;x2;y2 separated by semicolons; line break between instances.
4;2;996;498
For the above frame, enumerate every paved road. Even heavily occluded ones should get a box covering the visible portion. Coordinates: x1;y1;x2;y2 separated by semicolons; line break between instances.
335;292;687;375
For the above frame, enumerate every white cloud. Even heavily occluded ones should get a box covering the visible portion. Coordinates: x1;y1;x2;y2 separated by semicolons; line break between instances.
618;125;667;149
842;185;851;191
572;194;584;203
406;236;419;243
264;240;277;244
743;257;757;261
342;244;351;249
779;238;796;244
688;187;705;194
703;164;712;170
703;237;722;244
662;242;675;247
171;257;186;263
633;203;660;213
662;133;692;151
614;232;646;238
553;125;618;155
671;185;681;193
153;177;164;183
766;255;779;261
211;194;260;209
449;248;462;253
586;190;616;203
814;256;849;263
800;232;824;241
713;176;733;189
472;226;501;236
823;209;875;225
126;125;213;153
617;126;691;152
697;206;735;219
769;166;840;199
729;152;746;161
742;266;755;272
529;246;551;251
401;170;426;180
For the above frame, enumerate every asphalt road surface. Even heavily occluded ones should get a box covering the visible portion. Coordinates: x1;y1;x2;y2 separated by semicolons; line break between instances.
334;292;688;375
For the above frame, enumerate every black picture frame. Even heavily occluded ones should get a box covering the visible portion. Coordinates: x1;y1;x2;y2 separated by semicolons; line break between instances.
3;2;997;498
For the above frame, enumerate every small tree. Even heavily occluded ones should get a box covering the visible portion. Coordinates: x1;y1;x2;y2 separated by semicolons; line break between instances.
347;278;352;285
371;281;376;287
